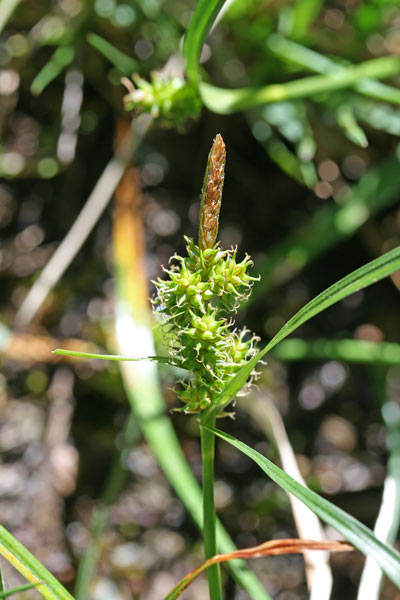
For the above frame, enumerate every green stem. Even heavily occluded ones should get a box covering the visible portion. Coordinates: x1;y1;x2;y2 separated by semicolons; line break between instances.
200;411;222;600
200;55;400;114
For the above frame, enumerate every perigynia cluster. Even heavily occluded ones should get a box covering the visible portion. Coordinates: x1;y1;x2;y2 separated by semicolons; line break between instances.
153;237;260;413
153;135;260;413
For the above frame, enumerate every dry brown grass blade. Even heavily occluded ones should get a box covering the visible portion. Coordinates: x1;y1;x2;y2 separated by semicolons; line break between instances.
165;538;353;599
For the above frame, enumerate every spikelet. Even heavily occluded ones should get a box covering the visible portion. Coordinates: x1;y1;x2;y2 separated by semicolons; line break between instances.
199;134;226;251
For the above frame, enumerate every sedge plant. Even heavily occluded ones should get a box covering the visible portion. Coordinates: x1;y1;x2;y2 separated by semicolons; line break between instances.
152;134;260;598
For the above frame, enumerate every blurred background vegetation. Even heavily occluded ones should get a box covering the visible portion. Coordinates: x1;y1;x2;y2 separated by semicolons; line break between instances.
1;0;400;598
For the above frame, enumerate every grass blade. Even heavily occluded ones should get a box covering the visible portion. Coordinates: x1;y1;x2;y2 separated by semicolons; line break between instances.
86;33;138;76
199;55;400;113
336;104;368;148
210;245;400;414
183;0;227;87
206;426;400;589
287;0;323;40
30;47;75;95
0;0;21;34
0;583;41;598
0;525;74;600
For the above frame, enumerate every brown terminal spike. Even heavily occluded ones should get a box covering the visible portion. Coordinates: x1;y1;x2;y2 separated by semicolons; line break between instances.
198;134;226;251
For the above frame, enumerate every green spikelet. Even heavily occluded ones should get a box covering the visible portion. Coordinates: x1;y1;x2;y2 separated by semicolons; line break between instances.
152;135;260;413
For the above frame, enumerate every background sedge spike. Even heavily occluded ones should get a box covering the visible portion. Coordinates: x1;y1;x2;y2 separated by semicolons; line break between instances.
199;133;226;251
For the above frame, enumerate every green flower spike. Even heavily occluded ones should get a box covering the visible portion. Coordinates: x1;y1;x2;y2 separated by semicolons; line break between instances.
153;134;260;413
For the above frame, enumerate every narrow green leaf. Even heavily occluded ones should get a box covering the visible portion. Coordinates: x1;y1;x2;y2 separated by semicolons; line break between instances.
0;583;40;598
288;0;323;40
87;33;138;76
354;101;400;137
31;46;75;95
336;104;368;148
183;0;227;87
0;0;21;35
261;138;306;185
272;338;400;366
206;425;400;589
200;55;400;113
211;245;400;414
0;525;74;600
52;349;171;363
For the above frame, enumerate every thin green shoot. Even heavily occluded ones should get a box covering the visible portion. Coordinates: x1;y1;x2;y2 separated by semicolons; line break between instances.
52;349;170;363
0;583;41;598
200;54;400;113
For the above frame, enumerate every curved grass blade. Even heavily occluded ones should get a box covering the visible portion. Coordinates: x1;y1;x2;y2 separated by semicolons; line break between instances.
0;0;22;35
31;46;75;96
206;426;400;589
336;104;368;148
164;538;351;600
210;245;400;414
287;0;323;41
199;55;400;113
0;525;74;600
272;338;400;366
183;0;227;87
87;33;138;76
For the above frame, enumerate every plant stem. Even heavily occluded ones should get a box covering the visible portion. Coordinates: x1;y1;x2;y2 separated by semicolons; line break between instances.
200;54;400;113
200;411;223;600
